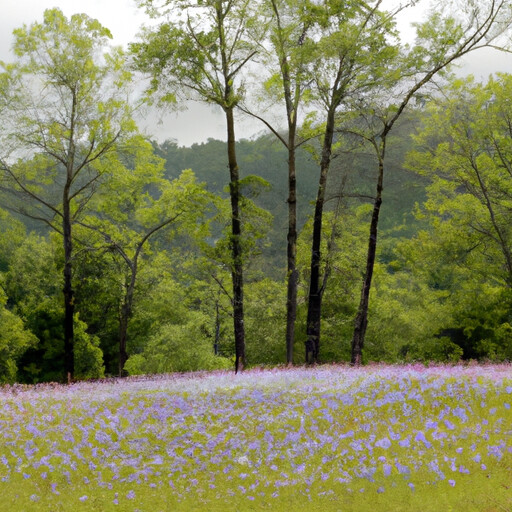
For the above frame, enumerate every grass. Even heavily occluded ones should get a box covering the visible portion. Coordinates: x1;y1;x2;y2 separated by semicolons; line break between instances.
1;364;512;511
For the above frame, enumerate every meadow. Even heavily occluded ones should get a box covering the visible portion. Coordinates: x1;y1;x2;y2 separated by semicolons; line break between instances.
1;364;511;511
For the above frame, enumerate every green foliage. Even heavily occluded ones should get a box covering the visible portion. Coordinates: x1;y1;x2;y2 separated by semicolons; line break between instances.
0;284;37;383
125;311;232;375
3;3;512;383
131;0;261;109
402;74;512;361
244;279;287;365
73;316;105;380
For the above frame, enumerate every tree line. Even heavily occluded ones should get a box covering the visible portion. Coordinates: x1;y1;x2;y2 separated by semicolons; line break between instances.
1;0;512;383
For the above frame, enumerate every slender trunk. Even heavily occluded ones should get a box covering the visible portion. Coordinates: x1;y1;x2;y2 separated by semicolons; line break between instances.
225;106;245;373
63;89;77;383
286;130;298;364
214;299;220;356
118;263;136;377
306;106;336;363
62;197;74;382
351;147;385;365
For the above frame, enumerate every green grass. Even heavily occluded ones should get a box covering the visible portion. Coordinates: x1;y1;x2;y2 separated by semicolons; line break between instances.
1;365;511;511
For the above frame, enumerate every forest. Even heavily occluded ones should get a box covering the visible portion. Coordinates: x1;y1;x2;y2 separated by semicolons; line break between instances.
1;0;512;384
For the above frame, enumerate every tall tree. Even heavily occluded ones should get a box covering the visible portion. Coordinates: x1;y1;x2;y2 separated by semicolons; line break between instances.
0;9;136;381
131;0;262;372
242;0;314;364
79;138;211;376
408;74;512;288
304;0;399;363
349;0;512;365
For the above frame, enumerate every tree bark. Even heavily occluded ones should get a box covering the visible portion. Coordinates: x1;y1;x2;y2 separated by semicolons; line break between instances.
62;197;75;383
286;132;298;364
118;262;136;377
351;148;385;365
225;106;245;373
63;89;77;383
305;105;336;363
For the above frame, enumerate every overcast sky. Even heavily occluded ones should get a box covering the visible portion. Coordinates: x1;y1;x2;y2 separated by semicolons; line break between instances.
1;0;512;146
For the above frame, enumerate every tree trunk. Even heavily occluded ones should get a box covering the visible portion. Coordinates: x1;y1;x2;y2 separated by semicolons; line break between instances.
62;197;74;383
214;299;220;356
118;311;129;377
351;152;384;365
225;106;245;373
286;133;298;364
305;106;336;363
119;262;137;377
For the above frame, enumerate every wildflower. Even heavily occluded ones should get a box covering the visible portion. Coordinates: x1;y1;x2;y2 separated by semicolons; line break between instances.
448;479;456;487
375;437;391;449
415;431;432;449
444;419;456;430
79;496;88;502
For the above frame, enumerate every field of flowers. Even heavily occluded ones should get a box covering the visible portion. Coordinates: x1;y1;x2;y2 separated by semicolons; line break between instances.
1;364;512;511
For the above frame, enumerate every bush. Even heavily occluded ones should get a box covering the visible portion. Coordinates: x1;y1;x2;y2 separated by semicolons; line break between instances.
74;315;105;380
125;312;232;376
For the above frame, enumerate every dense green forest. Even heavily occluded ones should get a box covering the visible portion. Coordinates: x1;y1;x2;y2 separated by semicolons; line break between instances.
1;1;512;383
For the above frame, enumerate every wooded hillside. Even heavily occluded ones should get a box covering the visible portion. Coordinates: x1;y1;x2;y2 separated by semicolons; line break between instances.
1;2;512;383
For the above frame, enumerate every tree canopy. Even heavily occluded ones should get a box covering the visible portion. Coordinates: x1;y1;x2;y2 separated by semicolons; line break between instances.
1;3;512;383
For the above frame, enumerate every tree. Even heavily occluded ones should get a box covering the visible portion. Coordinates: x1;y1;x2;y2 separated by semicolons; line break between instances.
79;137;212;375
241;0;315;364
0;281;37;384
0;9;136;381
403;74;512;360
348;0;512;365
131;0;263;372
408;74;512;286
2;232;105;383
303;0;399;363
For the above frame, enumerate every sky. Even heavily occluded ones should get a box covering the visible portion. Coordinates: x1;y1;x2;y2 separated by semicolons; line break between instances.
0;0;231;146
1;0;512;147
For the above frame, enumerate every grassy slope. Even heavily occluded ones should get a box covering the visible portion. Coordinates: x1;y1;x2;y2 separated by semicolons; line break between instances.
1;365;511;511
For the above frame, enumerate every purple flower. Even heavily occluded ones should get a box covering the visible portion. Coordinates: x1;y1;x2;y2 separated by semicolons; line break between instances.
444;419;455;430
448;479;456;487
375;437;391;449
425;419;438;430
79;496;88;502
415;431;432;449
